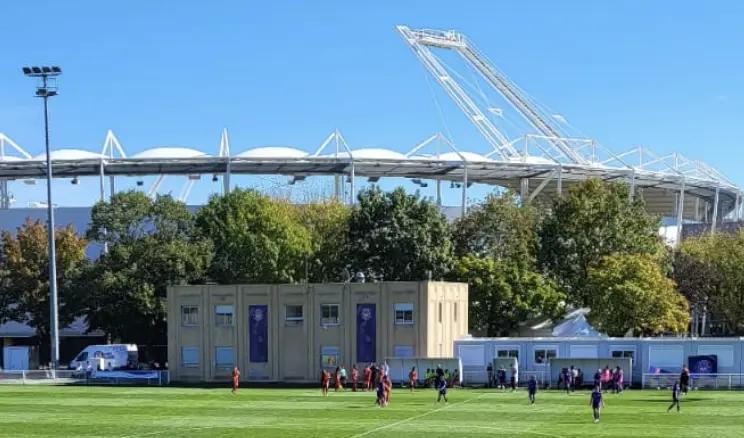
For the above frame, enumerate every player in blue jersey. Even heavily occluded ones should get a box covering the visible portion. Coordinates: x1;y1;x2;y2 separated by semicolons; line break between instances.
590;386;604;423
527;375;537;405
667;380;681;413
436;375;448;403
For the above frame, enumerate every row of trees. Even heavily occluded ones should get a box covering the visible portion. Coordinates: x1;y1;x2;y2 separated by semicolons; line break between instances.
5;179;739;353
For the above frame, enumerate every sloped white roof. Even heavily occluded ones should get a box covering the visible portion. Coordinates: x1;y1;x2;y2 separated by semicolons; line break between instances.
412;151;493;162
0;155;26;162
33;149;104;161
236;146;308;159
552;313;603;337
131;147;208;159
324;148;408;160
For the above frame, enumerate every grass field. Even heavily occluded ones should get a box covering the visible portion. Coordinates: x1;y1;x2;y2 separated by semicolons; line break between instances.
1;385;743;437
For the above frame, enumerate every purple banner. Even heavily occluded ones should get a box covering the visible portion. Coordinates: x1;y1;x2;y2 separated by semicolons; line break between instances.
356;304;376;363
249;305;268;363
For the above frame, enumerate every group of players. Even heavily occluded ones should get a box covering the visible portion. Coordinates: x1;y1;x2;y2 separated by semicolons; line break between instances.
319;363;450;406
230;363;690;423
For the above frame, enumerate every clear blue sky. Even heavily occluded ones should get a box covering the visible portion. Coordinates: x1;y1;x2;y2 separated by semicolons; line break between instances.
2;1;743;208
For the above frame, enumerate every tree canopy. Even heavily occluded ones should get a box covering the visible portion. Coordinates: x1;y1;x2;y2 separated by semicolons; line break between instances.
347;186;453;281
0;220;87;354
586;253;688;337
539;179;664;306
296;201;350;283
196;189;311;284
75;192;212;344
676;230;744;335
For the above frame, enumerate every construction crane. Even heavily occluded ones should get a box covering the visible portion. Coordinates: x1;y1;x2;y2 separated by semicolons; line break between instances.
397;25;587;164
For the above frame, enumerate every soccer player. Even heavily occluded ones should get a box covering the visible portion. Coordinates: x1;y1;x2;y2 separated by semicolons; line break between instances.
486;363;493;388
563;368;572;394
667;380;681;413
231;366;241;394
680;367;690;395
351;364;359;392
614;366;624;394
334;367;342;391
408;366;417;392
376;377;386;407
363;364;372;391
590;386;604;423
321;369;330;397
527;375;537;405
510;364;518;391
436;375;448;403
383;375;392;405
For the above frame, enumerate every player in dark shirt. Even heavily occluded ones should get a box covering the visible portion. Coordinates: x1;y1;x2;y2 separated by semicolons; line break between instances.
667;381;681;413
590;386;604;423
527;375;537;405
436;376;448;403
680;368;690;395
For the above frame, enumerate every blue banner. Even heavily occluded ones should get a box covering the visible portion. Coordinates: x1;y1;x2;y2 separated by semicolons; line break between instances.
356;304;376;363
249;305;268;363
689;355;717;374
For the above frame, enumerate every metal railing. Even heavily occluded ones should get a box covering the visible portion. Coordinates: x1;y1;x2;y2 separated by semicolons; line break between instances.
0;370;169;386
642;373;744;390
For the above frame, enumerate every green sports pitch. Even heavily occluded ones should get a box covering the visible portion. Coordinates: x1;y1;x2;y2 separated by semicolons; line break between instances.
1;385;743;437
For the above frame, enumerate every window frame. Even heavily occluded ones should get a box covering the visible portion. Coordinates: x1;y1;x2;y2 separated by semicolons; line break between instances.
181;347;199;368
533;345;558;366
285;304;304;326
609;345;637;362
320;303;341;326
496;346;520;360
394;303;414;325
181;305;199;326
214;304;234;327
214;346;234;369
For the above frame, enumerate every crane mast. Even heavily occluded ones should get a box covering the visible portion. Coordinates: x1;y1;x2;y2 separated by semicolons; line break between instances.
397;25;587;164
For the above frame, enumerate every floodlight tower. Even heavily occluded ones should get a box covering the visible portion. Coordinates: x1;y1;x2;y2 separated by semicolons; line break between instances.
22;65;62;370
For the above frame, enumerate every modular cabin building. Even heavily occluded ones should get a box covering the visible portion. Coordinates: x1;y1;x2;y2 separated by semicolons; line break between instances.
167;281;468;383
454;336;744;387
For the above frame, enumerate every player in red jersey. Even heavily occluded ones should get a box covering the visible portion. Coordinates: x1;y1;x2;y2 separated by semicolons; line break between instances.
382;374;392;405
321;369;330;397
334;366;343;391
409;366;418;392
231;367;240;394
351;364;359;392
363;365;372;391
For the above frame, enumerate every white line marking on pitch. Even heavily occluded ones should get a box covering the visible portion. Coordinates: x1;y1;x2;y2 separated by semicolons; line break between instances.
348;393;486;438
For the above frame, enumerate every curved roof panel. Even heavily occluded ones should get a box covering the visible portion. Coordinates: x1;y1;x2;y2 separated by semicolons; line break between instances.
412;151;493;162
323;148;408;160
131;147;208;159
235;146;308;159
0;155;26;162
33;149;104;161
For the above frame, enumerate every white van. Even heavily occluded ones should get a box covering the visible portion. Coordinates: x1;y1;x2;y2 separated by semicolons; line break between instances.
68;344;138;371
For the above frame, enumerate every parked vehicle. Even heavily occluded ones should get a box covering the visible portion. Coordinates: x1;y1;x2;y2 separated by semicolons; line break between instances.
68;344;138;371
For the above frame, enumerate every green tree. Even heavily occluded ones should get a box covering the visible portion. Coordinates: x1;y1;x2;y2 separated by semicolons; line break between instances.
196;189;311;284
452;191;538;264
539;179;663;306
0;219;87;359
296;201;350;282
453;255;564;336
347;186;453;281
77;192;212;344
586;253;689;336
677;231;744;334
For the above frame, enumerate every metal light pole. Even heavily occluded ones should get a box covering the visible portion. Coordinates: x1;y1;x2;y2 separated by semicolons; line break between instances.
22;66;62;369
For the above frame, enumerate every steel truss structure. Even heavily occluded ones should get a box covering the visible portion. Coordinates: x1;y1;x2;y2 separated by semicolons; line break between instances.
0;26;740;241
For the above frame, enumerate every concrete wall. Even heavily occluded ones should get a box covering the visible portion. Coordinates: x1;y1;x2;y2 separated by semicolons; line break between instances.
168;281;468;382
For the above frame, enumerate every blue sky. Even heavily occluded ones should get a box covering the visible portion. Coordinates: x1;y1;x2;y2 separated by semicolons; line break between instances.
1;1;743;208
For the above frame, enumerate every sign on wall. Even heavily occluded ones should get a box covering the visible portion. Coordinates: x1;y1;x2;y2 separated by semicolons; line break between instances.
249;305;268;363
356;304;376;363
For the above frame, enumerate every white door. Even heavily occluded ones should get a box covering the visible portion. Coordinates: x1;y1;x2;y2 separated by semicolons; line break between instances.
569;344;598;359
